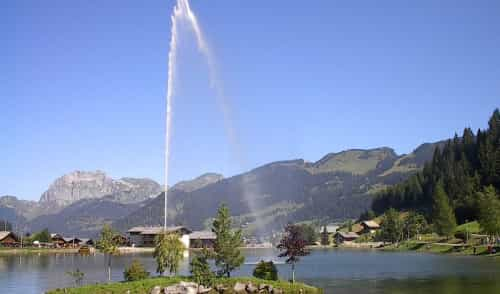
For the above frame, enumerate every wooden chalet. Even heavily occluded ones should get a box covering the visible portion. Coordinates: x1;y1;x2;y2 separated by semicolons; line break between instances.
188;231;216;248
361;220;380;234
128;226;192;247
51;234;66;248
0;231;19;247
335;231;359;244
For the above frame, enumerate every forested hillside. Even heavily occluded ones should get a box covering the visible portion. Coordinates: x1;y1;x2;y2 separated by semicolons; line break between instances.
372;109;500;225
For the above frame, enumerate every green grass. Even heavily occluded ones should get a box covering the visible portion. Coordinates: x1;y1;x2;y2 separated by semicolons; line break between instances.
0;247;78;255
455;221;481;234
382;240;500;257
46;276;322;294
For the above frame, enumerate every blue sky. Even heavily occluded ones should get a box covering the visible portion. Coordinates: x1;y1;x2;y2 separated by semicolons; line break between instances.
2;0;499;200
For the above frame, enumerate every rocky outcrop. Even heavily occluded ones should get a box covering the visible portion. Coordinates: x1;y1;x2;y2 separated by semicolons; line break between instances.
151;282;281;294
39;170;161;206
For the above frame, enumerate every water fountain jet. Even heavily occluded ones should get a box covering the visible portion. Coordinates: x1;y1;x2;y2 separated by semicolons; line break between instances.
164;0;262;232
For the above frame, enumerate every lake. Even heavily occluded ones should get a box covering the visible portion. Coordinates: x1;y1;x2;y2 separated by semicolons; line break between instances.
1;248;499;293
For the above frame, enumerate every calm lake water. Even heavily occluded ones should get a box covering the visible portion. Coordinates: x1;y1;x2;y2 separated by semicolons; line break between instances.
1;248;499;293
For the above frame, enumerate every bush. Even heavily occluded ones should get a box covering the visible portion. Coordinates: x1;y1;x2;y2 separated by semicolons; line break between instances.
123;260;149;281
190;249;215;287
252;260;278;281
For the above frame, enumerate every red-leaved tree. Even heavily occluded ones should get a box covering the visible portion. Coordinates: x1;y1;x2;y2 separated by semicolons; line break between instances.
277;224;310;283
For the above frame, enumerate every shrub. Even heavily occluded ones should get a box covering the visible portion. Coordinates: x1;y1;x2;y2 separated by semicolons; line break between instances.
252;260;278;281
123;260;150;281
190;249;215;287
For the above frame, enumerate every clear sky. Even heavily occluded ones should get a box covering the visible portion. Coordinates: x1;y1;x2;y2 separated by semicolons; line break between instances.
2;0;499;200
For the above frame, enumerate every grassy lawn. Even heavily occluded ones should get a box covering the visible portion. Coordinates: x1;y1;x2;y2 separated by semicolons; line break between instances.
47;277;322;294
455;221;481;234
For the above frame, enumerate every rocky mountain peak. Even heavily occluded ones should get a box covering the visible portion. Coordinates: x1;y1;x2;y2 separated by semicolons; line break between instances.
39;170;161;206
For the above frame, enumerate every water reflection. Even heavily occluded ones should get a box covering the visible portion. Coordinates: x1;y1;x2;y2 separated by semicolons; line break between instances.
0;249;499;293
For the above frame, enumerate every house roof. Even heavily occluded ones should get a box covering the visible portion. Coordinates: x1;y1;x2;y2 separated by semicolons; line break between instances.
128;226;191;235
336;232;359;239
361;221;380;229
79;238;93;244
189;231;216;240
63;237;82;243
319;225;340;234
0;231;16;241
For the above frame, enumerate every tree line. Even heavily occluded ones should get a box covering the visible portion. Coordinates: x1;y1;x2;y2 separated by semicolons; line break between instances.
371;109;500;239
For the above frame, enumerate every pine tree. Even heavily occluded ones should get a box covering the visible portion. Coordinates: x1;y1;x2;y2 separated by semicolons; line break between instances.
320;226;329;246
212;204;244;278
477;186;500;240
432;181;457;238
190;249;215;288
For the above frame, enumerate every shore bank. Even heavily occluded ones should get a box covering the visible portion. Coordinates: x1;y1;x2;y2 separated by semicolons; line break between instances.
46;276;322;294
380;241;500;257
0;247;78;255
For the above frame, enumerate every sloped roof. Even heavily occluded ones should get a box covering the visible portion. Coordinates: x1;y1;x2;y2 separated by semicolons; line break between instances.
361;220;380;229
79;238;93;244
63;237;82;243
128;226;191;235
0;231;18;242
189;231;216;240
336;232;359;239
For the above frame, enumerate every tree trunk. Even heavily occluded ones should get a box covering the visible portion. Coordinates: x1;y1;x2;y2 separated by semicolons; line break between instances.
291;262;295;284
107;255;112;281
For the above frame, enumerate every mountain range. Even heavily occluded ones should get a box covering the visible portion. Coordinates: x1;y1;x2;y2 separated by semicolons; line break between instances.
0;142;442;237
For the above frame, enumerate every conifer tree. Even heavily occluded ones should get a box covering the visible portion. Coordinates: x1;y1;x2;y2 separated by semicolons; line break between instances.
212;204;244;278
320;226;329;246
477;186;500;241
432;181;456;238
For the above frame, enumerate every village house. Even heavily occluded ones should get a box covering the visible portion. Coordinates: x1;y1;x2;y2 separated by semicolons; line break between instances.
188;231;216;248
63;237;82;248
361;220;380;234
51;234;94;248
319;224;339;235
128;226;192;247
0;231;19;247
334;231;359;244
51;234;65;247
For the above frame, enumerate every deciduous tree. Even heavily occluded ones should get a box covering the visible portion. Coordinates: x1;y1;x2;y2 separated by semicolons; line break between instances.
153;232;185;276
277;224;309;283
97;224;119;281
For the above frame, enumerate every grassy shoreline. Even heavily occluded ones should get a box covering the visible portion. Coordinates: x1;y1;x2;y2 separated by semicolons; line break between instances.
379;241;500;257
0;247;78;255
46;276;322;294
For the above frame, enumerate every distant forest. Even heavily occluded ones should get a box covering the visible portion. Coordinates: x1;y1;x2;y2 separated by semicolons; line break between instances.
372;109;500;224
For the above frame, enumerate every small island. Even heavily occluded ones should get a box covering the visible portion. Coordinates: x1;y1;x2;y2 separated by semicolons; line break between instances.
46;204;321;294
47;277;320;294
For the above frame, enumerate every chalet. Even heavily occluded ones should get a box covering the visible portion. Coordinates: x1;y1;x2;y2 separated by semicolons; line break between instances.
112;234;129;246
361;221;380;234
63;237;82;248
128;226;192;247
0;231;19;247
189;231;216;248
335;232;359;244
319;225;339;235
79;238;94;246
51;234;66;248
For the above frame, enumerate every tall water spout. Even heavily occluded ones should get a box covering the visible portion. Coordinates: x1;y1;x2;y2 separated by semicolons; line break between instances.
164;0;260;231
